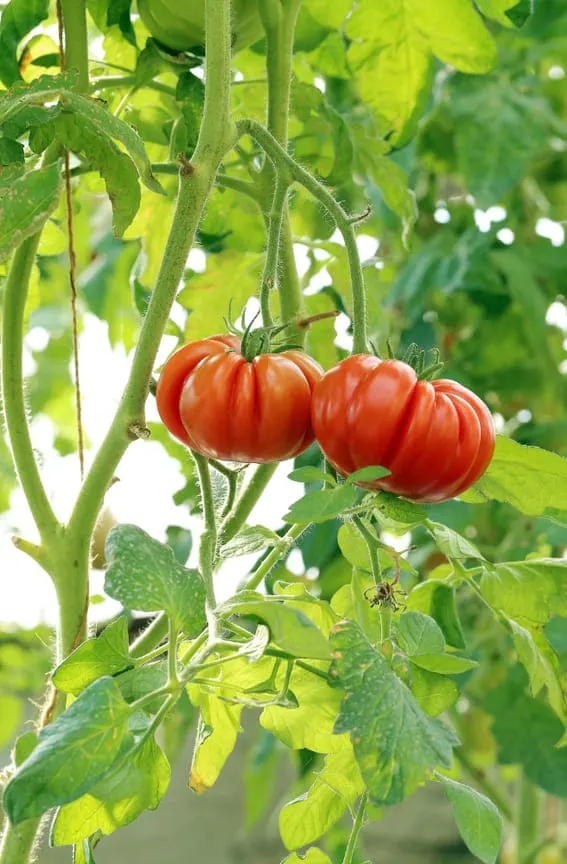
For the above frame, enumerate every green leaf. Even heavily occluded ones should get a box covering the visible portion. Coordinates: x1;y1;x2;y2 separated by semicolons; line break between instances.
0;163;62;262
284;485;359;524
52;616;132;696
410;654;478;674
409;666;459;717
0;0;50;86
51;736;170;843
107;0;136;45
407;581;466;650
0;136;24;165
347;0;496;144
104;524;206;636
485;667;567;796
331;570;383;644
221;525;281;558
179;251;262;342
217;591;331;660
438;775;503;864
279;747;364;850
491;252;560;388
450;75;548;207
480;559;567;625
375;491;428;529
53;113;141;237
462;437;567;526
60;91;164;194
165;525;193;565
347;465;391;484
188;694;242;794
282;850;331;864
13;732;38;767
331;621;459;805
367;155;418;246
3;677;131;825
288;466;336;485
426;520;485;560
397;611;446;656
505;616;567;721
262;666;347;754
505;0;534;25
476;0;524;25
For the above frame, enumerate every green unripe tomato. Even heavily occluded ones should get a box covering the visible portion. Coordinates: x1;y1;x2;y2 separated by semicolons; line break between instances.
138;0;263;53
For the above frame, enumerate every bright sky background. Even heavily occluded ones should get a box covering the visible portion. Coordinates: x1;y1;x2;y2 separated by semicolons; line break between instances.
1;219;566;630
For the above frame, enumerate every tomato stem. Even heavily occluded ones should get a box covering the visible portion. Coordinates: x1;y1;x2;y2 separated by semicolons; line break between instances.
236;119;369;355
259;0;305;340
219;463;279;544
260;172;289;328
353;515;382;584
342;791;368;864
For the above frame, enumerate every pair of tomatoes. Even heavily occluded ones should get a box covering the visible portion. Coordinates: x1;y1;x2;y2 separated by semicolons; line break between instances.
156;336;495;504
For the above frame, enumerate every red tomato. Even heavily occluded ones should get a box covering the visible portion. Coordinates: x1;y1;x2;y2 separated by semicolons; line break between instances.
156;335;323;463
311;355;495;503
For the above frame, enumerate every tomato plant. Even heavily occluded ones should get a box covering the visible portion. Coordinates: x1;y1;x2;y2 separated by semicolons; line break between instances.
138;0;263;53
312;355;495;502
1;1;567;864
156;335;322;461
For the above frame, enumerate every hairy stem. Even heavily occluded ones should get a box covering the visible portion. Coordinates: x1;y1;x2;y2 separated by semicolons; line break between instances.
259;0;304;336
219;463;278;544
353;515;381;583
245;522;307;590
67;0;235;549
194;454;217;611
260;173;289;327
60;0;89;92
1;234;59;542
342;791;368;864
237;119;368;354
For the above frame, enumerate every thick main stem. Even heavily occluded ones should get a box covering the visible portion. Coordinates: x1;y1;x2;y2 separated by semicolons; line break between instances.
60;0;89;93
260;0;304;336
67;0;235;549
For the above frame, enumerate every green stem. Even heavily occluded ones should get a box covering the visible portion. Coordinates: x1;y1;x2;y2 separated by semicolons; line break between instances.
90;74;176;97
353;515;381;583
260;173;289;327
60;0;89;92
237;119;368;354
130;613;168;659
194;454;217;611
0;821;41;864
516;773;542;864
259;0;304;336
67;0;235;550
245;522;308;590
167;618;179;687
1;234;59;541
342;791;368;864
219;463;278;544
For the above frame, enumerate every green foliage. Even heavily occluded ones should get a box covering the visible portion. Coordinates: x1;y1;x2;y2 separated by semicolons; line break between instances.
3;678;131;824
0;0;49;86
53;616;132;696
331;621;459;805
104;524;206;636
438;774;503;864
0;163;61;261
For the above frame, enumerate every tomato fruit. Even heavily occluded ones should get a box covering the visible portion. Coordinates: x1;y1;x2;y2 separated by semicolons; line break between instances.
156;335;323;463
311;356;495;503
138;0;263;53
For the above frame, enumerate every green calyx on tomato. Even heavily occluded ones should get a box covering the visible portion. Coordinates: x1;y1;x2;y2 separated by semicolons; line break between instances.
155;334;323;464
138;0;263;54
311;353;495;504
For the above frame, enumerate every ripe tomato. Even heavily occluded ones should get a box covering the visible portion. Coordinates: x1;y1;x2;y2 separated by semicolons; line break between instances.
311;356;495;503
156;335;323;463
138;0;263;53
